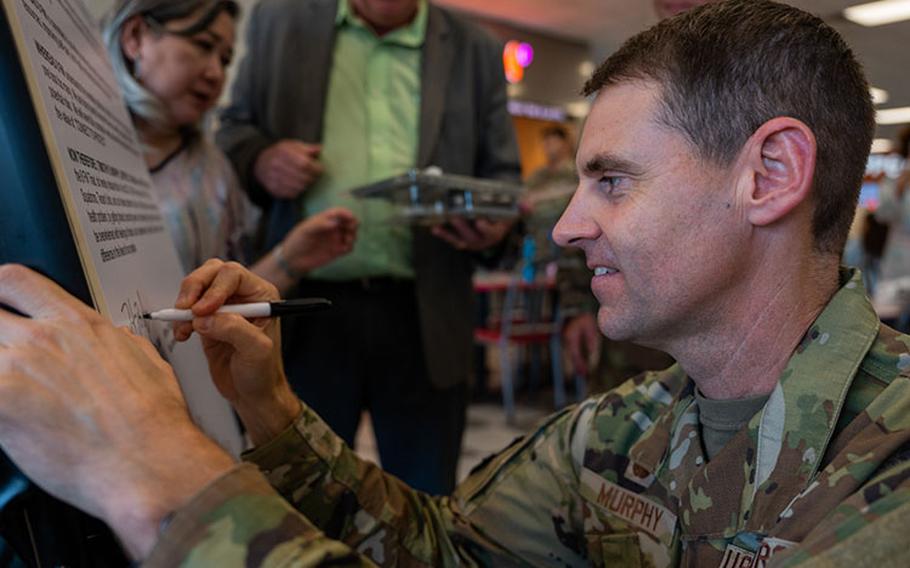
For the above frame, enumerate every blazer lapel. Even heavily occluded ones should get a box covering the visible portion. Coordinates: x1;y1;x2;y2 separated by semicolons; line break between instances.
289;0;337;142
271;0;337;243
418;6;453;167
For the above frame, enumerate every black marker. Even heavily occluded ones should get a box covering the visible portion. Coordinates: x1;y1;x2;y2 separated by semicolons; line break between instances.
142;298;331;322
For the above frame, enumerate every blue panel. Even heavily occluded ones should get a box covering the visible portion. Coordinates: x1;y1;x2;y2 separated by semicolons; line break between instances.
0;5;91;305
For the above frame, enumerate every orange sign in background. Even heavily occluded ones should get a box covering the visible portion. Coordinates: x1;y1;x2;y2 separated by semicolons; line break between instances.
503;40;534;83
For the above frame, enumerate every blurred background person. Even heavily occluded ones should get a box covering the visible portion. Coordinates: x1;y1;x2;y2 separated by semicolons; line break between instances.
103;0;357;292
872;126;910;330
842;177;889;294
217;0;520;494
521;126;577;266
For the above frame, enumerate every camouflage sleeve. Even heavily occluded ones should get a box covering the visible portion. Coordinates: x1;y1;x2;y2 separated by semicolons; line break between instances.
242;399;596;566
143;463;374;567
774;459;910;567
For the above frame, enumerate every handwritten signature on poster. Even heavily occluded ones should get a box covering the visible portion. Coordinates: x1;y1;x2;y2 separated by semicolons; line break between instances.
120;290;176;359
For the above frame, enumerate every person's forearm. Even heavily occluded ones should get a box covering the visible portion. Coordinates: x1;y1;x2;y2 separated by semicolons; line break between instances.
144;464;375;567
251;247;301;296
107;431;236;560
241;399;603;566
233;383;302;447
243;404;467;565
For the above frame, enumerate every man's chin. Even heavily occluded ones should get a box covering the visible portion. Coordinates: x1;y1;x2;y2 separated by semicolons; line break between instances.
597;309;637;343
597;308;663;349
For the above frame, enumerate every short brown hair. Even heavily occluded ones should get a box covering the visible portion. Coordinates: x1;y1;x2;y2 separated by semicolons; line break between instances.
583;0;874;255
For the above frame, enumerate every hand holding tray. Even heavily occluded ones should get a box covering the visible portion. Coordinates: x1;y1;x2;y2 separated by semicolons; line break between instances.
351;168;523;225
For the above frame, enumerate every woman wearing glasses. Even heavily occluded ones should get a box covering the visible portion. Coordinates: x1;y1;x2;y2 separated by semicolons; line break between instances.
102;0;357;290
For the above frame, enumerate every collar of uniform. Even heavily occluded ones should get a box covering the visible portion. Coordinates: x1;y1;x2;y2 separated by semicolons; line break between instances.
627;367;695;476
673;267;880;537
335;0;428;47
755;268;878;473
742;267;880;529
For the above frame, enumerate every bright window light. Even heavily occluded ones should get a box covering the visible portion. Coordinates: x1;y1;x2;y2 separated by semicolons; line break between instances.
870;87;890;105
876;106;910;125
844;0;910;27
871;138;894;153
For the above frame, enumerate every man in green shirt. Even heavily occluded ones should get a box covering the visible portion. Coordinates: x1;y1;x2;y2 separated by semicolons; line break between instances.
217;0;520;494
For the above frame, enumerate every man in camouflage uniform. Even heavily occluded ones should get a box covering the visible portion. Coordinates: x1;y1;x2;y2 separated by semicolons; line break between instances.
0;1;907;567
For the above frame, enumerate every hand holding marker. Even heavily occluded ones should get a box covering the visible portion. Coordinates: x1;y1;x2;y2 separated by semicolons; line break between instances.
142;298;332;322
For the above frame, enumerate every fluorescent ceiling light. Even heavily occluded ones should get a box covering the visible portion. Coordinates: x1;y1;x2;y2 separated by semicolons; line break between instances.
871;87;890;105
844;0;910;27
578;61;595;77
871;138;894;153
876;106;910;125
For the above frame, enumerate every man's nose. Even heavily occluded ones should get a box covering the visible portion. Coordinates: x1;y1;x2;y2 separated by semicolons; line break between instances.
553;187;599;248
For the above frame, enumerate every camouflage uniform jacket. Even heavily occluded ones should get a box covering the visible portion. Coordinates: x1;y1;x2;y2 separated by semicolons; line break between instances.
145;269;910;567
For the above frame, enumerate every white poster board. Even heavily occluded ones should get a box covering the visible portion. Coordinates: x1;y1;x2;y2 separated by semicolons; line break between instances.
1;0;243;456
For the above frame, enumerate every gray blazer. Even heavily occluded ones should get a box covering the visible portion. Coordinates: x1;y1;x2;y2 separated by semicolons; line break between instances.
217;0;521;389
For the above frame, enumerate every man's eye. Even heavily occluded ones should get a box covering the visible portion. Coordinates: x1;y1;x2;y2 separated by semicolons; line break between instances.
599;176;625;194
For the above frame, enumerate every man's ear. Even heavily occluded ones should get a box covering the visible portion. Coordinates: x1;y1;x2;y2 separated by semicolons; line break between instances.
119;15;146;65
739;117;817;228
